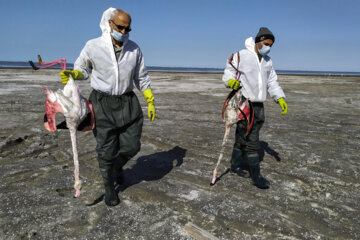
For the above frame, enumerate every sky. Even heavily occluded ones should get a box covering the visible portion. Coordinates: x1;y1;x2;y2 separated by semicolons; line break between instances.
1;0;359;72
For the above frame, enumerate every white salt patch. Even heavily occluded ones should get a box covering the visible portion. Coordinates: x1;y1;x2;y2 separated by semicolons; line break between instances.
310;202;319;208
180;190;199;201
199;92;227;97
292;90;311;95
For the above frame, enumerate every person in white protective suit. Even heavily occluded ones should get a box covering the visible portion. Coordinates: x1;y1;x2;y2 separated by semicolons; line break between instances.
60;8;155;206
222;27;288;189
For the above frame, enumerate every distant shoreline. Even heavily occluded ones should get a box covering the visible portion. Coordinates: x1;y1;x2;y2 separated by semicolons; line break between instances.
0;65;359;77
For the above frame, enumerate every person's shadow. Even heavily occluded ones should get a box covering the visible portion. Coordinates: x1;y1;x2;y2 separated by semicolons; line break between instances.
86;146;186;206
259;141;281;162
116;146;186;192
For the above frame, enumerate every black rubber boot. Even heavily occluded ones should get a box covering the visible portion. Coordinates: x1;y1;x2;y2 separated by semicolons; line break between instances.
113;164;124;186
247;154;269;189
99;166;120;206
230;149;250;178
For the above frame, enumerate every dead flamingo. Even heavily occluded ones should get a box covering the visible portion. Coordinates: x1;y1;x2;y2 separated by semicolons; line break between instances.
211;52;254;185
211;90;241;185
43;76;94;197
29;55;66;70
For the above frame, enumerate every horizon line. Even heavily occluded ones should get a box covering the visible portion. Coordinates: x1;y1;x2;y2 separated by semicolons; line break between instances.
0;60;359;74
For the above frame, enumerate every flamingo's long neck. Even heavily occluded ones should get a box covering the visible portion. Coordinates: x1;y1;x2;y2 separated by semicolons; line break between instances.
69;127;81;198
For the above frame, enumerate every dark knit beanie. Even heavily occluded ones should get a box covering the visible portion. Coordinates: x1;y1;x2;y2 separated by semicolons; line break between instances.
255;27;275;43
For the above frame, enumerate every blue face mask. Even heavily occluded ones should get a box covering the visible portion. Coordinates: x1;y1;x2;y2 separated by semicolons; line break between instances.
258;44;271;56
111;29;129;43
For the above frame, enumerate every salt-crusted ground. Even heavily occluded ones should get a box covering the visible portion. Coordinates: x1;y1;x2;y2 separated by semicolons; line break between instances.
0;68;359;239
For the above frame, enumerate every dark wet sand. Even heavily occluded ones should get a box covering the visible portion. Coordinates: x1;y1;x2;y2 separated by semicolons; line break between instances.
0;68;359;239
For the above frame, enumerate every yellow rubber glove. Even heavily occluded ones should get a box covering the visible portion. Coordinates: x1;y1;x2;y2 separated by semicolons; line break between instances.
142;88;155;121
278;97;288;115
60;70;84;85
227;79;240;90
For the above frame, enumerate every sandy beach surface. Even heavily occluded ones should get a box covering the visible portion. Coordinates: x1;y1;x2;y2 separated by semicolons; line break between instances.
0;68;359;239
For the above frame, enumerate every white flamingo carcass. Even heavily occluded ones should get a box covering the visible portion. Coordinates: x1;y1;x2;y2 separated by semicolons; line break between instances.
211;90;254;185
211;90;241;185
43;76;94;197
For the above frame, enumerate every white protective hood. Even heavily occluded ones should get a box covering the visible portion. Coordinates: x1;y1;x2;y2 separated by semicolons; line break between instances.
100;7;116;34
244;37;257;54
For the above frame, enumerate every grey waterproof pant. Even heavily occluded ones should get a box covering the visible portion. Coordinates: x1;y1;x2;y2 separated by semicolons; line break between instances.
234;101;265;155
89;90;144;172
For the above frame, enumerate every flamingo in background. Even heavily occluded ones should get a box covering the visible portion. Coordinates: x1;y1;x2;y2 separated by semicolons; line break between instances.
29;55;66;70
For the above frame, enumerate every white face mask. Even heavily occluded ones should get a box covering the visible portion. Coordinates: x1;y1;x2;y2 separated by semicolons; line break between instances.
111;29;129;43
258;44;271;56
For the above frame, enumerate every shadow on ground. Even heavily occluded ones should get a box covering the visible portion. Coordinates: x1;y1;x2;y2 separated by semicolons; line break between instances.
87;146;186;206
259;141;281;162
